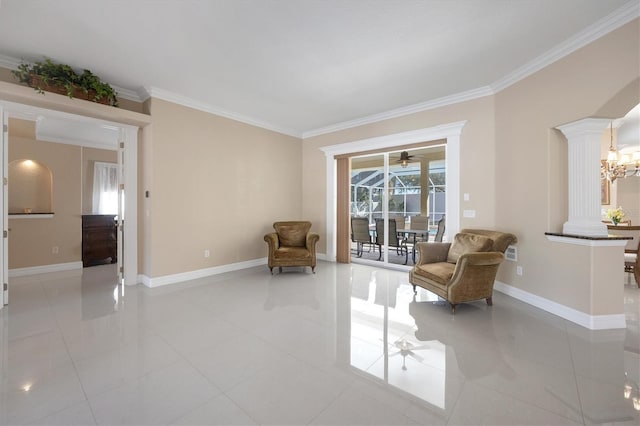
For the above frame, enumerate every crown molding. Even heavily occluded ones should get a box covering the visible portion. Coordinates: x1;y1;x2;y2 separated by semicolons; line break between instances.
303;86;493;139
1;1;636;139
110;85;143;102
491;0;640;93
304;1;640;139
141;86;301;138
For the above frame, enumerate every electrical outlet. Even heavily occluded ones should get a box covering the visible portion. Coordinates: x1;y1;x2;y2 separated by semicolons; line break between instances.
204;249;210;258
516;265;523;276
52;246;59;254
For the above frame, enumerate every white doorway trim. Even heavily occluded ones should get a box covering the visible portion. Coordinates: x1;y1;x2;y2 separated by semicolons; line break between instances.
0;100;139;288
320;121;466;261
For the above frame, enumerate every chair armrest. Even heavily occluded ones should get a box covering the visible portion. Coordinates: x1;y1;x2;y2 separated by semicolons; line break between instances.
415;242;451;265
447;252;505;301
264;233;280;250
306;233;320;251
455;251;505;267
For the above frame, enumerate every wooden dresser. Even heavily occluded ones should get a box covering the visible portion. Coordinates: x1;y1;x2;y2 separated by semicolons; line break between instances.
82;215;117;267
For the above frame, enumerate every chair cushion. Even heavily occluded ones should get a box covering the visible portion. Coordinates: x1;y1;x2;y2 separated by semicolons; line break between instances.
274;247;311;260
274;222;311;247
413;262;455;286
446;233;493;263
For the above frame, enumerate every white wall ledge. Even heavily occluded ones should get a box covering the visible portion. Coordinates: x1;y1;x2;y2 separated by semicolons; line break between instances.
9;213;54;219
545;232;630;246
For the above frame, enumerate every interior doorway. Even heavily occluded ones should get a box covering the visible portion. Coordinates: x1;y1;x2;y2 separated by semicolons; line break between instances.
0;101;139;308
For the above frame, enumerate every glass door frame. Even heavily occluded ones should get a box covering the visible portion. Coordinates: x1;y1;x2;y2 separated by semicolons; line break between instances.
321;121;466;265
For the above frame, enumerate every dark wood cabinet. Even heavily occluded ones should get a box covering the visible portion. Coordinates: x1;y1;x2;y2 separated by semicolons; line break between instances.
82;215;117;267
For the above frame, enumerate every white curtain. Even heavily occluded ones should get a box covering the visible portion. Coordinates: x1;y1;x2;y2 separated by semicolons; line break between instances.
93;162;118;214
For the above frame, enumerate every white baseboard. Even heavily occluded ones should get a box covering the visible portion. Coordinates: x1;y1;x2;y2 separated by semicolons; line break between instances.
494;281;626;330
139;254;331;288
9;261;83;277
140;257;269;288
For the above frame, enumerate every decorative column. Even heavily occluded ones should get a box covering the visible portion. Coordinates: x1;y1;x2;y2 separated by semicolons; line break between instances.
556;118;610;237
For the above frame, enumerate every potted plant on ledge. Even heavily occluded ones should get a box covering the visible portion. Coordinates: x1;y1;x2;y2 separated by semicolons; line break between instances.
12;58;118;107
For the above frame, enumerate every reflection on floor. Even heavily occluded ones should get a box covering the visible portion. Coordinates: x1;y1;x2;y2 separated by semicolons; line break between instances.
351;241;415;265
0;262;639;425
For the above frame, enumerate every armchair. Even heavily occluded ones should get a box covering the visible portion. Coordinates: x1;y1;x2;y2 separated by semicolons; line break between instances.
264;221;319;274
409;229;517;313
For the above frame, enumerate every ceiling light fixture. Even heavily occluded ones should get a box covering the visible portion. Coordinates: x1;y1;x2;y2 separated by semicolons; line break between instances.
398;151;413;168
601;122;640;183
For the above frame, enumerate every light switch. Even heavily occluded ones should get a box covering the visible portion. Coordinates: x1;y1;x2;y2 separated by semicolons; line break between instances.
463;209;476;218
463;193;470;201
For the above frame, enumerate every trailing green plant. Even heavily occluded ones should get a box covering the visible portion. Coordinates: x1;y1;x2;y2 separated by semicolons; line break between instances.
12;58;118;107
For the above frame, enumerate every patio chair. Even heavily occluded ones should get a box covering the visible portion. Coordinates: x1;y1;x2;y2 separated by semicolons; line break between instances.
434;216;446;242
375;218;408;264
351;217;372;257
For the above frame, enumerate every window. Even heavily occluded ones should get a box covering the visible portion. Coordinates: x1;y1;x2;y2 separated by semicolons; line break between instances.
92;162;118;214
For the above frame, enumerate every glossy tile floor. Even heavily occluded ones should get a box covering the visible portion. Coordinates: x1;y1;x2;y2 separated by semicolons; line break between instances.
0;262;639;425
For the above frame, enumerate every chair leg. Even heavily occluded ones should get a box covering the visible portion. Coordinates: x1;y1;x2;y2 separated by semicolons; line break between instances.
377;244;382;260
269;267;273;275
412;284;417;294
279;267;282;273
312;266;316;274
450;303;457;314
486;297;493;306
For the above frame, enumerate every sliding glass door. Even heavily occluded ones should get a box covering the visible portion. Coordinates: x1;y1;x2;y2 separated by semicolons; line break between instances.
350;146;446;268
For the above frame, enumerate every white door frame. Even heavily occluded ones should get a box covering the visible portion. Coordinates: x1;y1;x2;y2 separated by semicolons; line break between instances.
320;121;466;263
0;100;139;298
1;106;7;306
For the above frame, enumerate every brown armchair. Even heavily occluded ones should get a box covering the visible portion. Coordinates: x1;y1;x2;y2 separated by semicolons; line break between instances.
409;229;517;313
264;221;319;274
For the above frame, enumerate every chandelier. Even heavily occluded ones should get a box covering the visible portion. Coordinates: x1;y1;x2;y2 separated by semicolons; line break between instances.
601;122;640;183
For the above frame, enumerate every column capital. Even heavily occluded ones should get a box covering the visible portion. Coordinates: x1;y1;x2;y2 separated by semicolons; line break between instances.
556;118;611;140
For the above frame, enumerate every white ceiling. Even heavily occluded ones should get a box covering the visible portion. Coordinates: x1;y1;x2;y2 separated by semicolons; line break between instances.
0;0;637;137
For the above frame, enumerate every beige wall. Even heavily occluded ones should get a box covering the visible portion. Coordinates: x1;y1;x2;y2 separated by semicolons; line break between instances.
0;19;637;318
493;18;639;315
143;98;303;278
303;19;639;316
8;119;82;269
303;94;497;255
82;147;118;214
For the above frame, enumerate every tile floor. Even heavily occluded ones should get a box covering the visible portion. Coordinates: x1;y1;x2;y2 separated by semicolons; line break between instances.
0;262;638;425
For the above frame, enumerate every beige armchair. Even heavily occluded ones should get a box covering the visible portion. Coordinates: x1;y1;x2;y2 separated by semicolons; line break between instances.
264;221;319;274
409;229;517;313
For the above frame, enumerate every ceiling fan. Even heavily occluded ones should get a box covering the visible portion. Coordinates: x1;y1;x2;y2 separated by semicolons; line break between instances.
397;151;414;168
